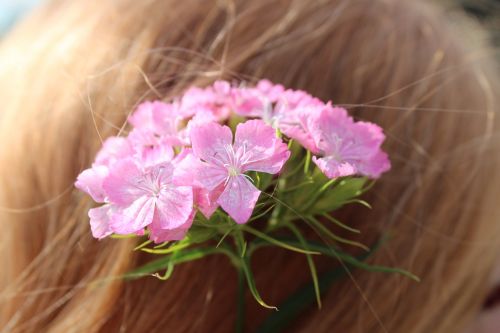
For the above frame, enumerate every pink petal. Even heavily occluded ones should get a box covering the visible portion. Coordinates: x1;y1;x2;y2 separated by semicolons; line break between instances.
194;185;223;219
128;101;156;130
129;101;178;134
256;79;285;102
213;80;231;95
110;196;156;234
183;109;219;143
75;165;108;202
102;159;145;206
190;122;233;166
127;129;176;165
279;107;321;154
181;87;217;115
280;89;322;109
154;186;194;229
139;142;175;167
234;119;275;152
235;119;290;174
196;163;229;191
357;151;391;179
88;205;114;239
218;176;261;224
172;149;203;187
173;149;227;191
141;144;174;167
232;88;266;117
309;107;352;155
95;137;133;167
339;121;386;160
149;209;195;243
244;141;290;174
312;156;357;179
147;163;175;187
149;226;190;243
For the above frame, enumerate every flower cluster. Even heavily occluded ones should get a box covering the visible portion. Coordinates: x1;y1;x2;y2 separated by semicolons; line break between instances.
75;80;390;243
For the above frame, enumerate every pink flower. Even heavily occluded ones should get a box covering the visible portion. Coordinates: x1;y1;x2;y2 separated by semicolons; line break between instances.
180;81;233;121
102;159;194;239
127;129;175;166
277;105;325;154
95;137;133;167
76;134;142;197
255;79;285;102
188;120;290;224
309;107;391;179
129;101;187;147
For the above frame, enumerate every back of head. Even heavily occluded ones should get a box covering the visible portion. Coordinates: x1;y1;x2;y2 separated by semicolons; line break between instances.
0;0;499;332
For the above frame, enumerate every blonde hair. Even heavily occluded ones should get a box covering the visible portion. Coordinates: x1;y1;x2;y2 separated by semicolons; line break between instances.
0;0;499;332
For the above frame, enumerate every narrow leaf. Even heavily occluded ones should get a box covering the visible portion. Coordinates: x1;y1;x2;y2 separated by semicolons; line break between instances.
286;223;321;309
241;225;320;255
321;213;360;234
241;256;277;310
306;216;369;251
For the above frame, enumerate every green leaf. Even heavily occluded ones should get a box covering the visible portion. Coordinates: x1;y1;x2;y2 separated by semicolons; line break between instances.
186;224;219;243
110;234;139;239
133;239;153;251
321;213;360;234
255;249;371;333
216;227;233;248
249;204;276;222
256;237;418;333
303;150;311;174
241;225;320;255
235;267;246;333
307;177;368;214
281;180;315;193
125;247;236;279
250;237;419;282
153;241;170;249
286;223;322;309
140;240;191;254
152;261;175;280
241;256;277;310
306;216;369;251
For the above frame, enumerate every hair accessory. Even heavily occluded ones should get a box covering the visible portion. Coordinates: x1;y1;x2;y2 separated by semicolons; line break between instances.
75;80;416;312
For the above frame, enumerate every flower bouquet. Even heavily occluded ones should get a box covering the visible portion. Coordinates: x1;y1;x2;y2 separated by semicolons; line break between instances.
75;80;417;317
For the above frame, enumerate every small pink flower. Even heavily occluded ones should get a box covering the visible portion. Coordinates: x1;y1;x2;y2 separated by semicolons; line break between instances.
180;81;233;121
95;137;133;167
255;79;285;102
129;101;186;146
277;105;324;154
102;159;194;239
127;129;175;166
75;137;134;213
309;107;391;179
188;120;290;224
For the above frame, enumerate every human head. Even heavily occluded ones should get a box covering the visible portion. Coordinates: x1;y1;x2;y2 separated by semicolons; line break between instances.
0;0;499;332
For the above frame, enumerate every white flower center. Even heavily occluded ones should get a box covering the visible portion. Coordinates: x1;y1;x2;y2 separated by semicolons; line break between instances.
227;165;240;177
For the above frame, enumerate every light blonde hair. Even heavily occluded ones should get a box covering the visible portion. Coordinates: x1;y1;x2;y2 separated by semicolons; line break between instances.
0;0;499;332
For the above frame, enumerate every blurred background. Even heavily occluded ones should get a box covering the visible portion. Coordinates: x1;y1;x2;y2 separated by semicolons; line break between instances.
1;0;499;41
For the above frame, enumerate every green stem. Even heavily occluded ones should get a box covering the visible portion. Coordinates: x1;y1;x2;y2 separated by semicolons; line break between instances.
236;267;246;333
